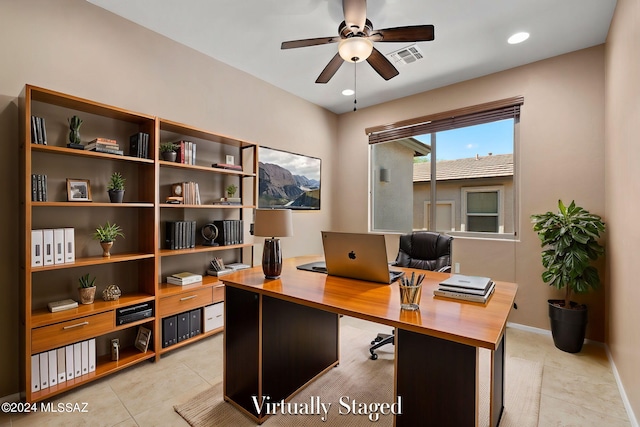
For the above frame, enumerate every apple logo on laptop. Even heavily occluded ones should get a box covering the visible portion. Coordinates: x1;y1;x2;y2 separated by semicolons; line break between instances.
348;251;356;260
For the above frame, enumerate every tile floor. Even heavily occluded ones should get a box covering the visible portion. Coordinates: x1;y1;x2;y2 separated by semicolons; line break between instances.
0;317;632;426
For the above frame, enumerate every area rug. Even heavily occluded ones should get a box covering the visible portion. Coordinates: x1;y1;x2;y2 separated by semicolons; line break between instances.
175;325;542;426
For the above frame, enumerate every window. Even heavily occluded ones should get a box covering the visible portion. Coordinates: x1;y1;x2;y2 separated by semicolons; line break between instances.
368;97;521;237
461;186;504;233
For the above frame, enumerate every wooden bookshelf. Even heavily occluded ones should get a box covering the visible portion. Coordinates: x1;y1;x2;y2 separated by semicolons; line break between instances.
19;84;256;402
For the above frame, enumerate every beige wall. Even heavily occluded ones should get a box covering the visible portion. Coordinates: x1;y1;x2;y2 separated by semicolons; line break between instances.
0;0;336;398
2;1;635;417
335;46;606;342
605;0;640;420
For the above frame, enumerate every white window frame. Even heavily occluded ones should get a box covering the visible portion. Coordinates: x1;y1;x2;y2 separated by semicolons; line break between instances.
460;186;504;233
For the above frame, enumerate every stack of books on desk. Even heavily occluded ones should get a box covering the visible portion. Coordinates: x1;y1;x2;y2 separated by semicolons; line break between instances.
434;274;495;303
167;272;202;286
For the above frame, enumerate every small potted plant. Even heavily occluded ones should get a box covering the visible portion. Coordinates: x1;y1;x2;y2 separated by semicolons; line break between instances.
531;200;606;353
107;172;125;203
226;184;238;198
160;142;179;162
92;221;125;257
78;273;97;304
67;115;84;149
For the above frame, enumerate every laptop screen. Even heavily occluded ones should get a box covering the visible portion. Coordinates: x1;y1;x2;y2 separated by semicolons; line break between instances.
321;231;402;284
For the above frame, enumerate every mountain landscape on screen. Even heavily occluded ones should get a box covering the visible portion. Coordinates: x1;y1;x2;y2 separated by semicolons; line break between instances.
259;162;320;209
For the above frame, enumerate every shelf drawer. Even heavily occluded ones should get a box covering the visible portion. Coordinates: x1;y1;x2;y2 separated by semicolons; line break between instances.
32;311;114;354
159;288;213;317
212;283;224;303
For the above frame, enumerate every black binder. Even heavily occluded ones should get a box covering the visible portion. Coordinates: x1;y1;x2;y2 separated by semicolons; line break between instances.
162;316;177;348
177;312;190;342
189;309;202;337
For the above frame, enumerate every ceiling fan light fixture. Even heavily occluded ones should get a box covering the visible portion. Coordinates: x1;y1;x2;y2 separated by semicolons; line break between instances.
508;32;530;44
342;89;355;96
338;37;373;63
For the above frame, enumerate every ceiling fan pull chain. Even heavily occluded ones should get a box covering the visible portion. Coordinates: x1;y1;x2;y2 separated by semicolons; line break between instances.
354;61;358;112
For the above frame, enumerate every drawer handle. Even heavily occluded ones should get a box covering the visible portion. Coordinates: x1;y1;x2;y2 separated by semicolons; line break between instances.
180;295;197;301
63;321;89;330
214;284;225;288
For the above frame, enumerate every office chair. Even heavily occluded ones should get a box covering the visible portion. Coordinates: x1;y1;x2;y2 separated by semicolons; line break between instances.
369;231;453;360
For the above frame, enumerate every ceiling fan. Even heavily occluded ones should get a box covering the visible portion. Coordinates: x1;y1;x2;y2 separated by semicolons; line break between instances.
280;0;435;84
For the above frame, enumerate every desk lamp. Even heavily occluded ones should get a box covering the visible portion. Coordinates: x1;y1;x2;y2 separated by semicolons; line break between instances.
254;209;293;279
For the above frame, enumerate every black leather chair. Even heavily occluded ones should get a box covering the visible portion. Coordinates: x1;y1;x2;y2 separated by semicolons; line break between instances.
369;231;453;360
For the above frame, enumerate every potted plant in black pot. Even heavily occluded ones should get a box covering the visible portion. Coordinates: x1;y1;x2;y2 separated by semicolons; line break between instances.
107;172;125;203
160;142;179;162
531;200;605;353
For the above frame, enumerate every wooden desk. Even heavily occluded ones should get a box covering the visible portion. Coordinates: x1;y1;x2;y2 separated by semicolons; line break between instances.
222;256;517;426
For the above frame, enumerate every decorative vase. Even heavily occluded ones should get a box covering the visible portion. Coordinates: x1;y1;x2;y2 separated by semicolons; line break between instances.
78;286;96;304
100;241;114;257
162;151;177;162
108;189;125;203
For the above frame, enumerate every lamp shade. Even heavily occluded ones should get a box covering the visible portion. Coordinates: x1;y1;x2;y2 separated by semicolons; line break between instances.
254;209;293;238
338;37;373;63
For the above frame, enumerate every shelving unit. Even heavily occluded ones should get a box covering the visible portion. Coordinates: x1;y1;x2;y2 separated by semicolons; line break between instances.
155;117;256;358
19;85;257;402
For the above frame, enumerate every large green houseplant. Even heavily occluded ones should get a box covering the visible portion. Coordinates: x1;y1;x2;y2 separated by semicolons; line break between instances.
531;200;605;353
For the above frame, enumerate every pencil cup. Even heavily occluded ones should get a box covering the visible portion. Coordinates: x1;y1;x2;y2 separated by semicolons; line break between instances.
399;283;422;311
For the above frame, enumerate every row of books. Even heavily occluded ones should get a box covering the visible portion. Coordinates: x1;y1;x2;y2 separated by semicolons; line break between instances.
129;132;150;159
31;339;96;393
165;220;197;250
30;116;48;145
212;219;244;246
174;140;196;165
434;274;495;303
31;228;75;267
31;174;48;201
166;271;202;286
181;181;201;205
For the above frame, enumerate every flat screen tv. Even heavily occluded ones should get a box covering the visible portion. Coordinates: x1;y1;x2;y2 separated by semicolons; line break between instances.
258;146;321;210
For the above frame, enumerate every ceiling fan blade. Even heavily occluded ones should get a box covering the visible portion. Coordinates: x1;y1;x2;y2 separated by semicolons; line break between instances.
369;25;435;43
342;0;367;33
281;36;341;49
316;53;344;84
366;48;399;80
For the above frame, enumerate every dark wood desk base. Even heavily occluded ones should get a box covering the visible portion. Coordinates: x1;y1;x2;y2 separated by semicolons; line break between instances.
224;286;339;424
396;329;505;426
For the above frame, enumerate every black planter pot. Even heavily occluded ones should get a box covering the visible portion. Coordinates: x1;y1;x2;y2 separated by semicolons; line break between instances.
162;151;177;162
108;190;125;203
548;299;588;353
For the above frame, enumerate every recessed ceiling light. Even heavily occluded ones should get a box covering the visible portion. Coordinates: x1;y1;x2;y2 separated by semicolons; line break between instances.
508;32;530;44
342;89;355;96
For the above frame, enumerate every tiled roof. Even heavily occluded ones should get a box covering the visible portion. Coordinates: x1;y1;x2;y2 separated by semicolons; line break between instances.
413;153;513;182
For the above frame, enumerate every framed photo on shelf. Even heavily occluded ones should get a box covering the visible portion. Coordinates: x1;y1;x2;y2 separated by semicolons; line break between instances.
258;146;321;210
66;178;92;202
135;326;152;353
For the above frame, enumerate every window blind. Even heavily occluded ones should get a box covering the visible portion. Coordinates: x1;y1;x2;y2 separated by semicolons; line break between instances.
366;96;523;145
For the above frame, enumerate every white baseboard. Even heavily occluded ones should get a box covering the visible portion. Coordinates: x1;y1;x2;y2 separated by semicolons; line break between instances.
507;322;637;426
604;344;639;427
506;321;552;336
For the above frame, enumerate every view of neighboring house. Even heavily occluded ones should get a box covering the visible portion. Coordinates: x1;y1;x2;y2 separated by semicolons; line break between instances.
412;153;514;234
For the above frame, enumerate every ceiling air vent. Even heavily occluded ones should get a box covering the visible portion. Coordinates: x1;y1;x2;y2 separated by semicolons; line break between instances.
387;44;424;65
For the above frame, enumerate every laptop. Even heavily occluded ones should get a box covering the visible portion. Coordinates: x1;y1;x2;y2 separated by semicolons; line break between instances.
307;231;403;284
